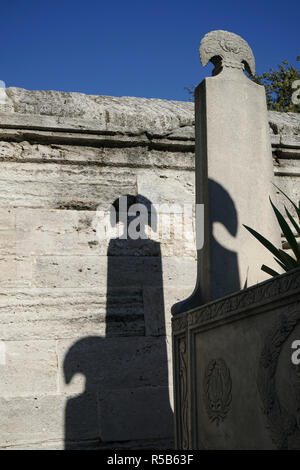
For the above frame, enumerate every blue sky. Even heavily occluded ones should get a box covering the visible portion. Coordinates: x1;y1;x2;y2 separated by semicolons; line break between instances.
0;0;299;101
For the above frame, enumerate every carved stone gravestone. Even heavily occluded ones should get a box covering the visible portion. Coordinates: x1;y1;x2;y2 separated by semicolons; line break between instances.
172;30;300;451
173;30;281;313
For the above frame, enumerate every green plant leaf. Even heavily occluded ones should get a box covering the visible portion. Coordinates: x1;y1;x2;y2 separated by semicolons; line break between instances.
261;264;280;277
273;183;300;220
274;257;289;272
277;248;299;269
269;197;300;262
285;206;300;236
243;224;296;268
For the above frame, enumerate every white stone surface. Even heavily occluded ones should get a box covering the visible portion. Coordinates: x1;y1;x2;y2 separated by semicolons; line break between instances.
194;65;281;303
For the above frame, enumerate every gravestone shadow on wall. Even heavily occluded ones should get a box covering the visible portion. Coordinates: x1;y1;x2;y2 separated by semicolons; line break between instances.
209;179;241;300
64;195;173;449
172;179;240;314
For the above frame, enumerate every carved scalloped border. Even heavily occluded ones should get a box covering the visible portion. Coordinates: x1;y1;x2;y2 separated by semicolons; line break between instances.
172;269;300;333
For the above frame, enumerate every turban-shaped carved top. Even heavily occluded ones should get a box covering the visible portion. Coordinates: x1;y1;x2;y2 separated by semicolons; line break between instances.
199;30;255;76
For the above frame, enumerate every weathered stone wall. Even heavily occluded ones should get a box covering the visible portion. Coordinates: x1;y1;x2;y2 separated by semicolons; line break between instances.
0;88;299;449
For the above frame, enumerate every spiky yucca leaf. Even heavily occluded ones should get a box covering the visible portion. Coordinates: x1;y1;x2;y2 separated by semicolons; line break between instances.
243;190;300;277
243;224;298;269
269;197;300;262
285;206;300;237
274;257;289;272
273;183;300;221
261;264;280;277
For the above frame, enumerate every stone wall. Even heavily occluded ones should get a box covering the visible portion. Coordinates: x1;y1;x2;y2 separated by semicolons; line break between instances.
0;87;299;449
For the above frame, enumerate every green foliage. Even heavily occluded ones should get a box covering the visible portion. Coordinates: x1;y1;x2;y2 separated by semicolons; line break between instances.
248;57;300;112
243;186;300;277
186;56;300;112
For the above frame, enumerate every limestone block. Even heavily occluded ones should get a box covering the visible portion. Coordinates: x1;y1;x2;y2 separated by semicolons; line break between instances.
163;286;194;336
0;256;31;287
0;232;16;255
0;208;15;229
0;393;98;446
5;87;194;135
1;437;174;450
143;286;166;336
137;170;194;205
0;340;57;397
143;285;193;338
161;257;197;287
32;255;107;288
57;336;171;395
268;111;300;136
0;140;195;171
98;386;173;442
0;209;16;255
274;175;300;218
0;162;137;209
166;126;195;141
15;209;106;257
0;287;144;341
0;439;66;450
12;207;197;259
32;255;196;289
